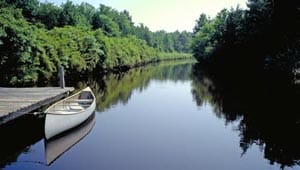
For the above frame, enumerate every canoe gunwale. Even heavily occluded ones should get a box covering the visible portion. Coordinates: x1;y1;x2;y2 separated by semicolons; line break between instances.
45;102;93;115
45;110;88;115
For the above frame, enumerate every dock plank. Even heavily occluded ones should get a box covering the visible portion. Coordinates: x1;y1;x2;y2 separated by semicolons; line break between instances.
0;87;74;125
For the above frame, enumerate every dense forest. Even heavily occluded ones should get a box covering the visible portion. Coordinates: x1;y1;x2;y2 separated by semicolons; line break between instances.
192;0;300;78
0;0;192;86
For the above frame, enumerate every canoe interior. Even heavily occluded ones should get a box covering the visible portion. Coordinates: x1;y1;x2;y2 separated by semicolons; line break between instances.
46;90;94;114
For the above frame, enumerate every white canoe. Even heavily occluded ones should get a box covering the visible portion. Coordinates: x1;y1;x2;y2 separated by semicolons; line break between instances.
44;87;96;140
45;113;96;165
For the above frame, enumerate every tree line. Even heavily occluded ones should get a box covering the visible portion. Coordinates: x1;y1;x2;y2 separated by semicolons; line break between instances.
192;0;300;77
0;0;192;86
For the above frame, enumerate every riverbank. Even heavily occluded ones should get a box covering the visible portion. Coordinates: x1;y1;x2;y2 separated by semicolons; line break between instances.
65;58;196;89
104;53;193;73
0;52;193;87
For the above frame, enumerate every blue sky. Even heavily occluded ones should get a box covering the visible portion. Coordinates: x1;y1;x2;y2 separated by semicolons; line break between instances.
41;0;247;32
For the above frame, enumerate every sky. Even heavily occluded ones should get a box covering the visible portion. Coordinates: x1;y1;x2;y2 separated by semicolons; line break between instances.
42;0;248;32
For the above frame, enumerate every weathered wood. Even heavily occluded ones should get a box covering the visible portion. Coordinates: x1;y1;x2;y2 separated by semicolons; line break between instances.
0;87;74;125
59;66;65;89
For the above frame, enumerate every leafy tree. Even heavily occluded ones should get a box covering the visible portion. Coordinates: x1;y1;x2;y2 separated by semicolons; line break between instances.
58;1;78;26
117;10;134;36
192;21;216;61
92;13;120;36
163;34;174;52
134;23;153;46
5;0;39;20
193;14;208;33
36;3;62;29
78;3;96;25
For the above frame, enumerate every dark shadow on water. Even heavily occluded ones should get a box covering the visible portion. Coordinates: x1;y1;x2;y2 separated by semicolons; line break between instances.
191;63;300;169
0;115;44;169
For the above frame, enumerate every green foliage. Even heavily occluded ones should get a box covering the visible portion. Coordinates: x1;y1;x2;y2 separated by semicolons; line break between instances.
192;20;217;61
0;7;41;84
191;0;300;75
59;1;81;26
0;9;104;85
193;14;208;33
102;35;159;68
5;0;39;19
4;0;192;52
91;4;135;37
36;3;62;29
135;26;193;53
77;3;95;25
45;26;104;72
158;52;193;61
0;1;192;86
92;13;120;36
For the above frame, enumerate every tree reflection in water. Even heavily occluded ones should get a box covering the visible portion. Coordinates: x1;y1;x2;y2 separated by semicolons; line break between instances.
74;60;194;112
191;63;300;169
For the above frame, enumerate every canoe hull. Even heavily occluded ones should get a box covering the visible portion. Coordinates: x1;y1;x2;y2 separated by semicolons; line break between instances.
45;101;95;139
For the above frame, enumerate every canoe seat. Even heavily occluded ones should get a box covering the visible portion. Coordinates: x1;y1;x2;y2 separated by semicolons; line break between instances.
69;103;84;111
66;99;93;103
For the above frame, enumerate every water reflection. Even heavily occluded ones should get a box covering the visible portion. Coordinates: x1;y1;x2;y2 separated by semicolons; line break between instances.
45;113;96;165
191;63;300;169
74;60;194;112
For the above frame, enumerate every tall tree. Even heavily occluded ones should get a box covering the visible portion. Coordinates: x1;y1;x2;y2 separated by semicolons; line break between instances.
37;3;62;29
5;0;39;20
193;14;208;33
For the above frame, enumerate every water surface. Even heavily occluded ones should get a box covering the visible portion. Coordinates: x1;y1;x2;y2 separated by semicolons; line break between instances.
1;60;300;170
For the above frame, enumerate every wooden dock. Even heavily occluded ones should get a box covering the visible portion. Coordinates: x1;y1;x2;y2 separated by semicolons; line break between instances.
0;87;74;125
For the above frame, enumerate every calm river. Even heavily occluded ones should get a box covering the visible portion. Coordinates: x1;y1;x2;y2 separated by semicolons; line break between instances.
1;60;300;170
